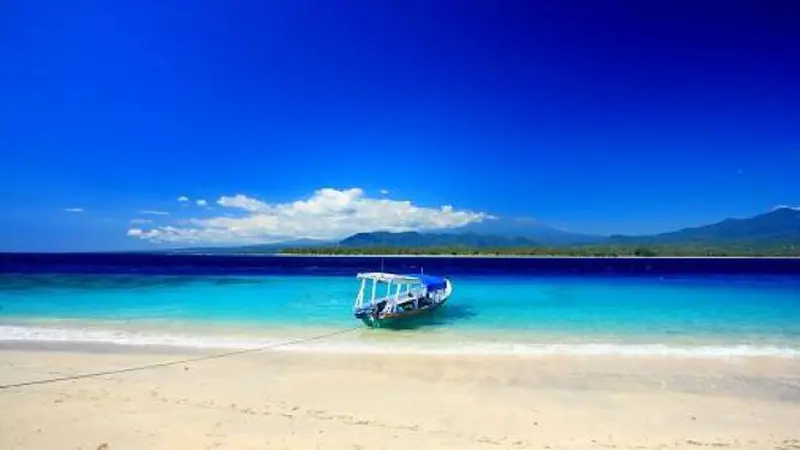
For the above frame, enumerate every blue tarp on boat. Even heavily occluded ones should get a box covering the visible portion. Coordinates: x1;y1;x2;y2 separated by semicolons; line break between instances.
406;274;447;291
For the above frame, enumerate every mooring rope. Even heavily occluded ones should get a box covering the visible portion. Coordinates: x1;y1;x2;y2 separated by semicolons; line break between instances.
0;326;361;391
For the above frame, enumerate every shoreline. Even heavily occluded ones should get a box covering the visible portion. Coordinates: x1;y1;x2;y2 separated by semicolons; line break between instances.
2;339;800;359
4;251;800;259
3;321;800;359
192;253;800;259
4;340;800;364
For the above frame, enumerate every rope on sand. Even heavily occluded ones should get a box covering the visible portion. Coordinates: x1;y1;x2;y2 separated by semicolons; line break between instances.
0;326;361;391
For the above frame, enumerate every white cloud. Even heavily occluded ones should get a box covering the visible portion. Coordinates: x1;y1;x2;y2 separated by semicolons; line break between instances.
130;218;153;224
63;208;85;213
128;187;489;244
772;205;800;211
380;189;390;195
217;194;269;212
178;196;189;202
137;210;170;216
196;199;208;207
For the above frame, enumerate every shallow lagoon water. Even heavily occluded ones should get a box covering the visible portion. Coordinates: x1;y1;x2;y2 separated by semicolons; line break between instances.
1;254;799;357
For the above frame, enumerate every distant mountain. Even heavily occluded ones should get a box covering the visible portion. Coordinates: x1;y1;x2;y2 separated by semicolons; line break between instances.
608;207;800;246
172;208;800;254
339;231;539;248
337;208;800;251
442;217;603;245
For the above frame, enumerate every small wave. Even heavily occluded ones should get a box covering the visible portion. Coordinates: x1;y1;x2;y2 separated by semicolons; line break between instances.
282;341;800;358
1;325;799;358
0;325;285;350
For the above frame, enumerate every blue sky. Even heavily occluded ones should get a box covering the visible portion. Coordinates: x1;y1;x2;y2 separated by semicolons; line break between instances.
1;0;798;251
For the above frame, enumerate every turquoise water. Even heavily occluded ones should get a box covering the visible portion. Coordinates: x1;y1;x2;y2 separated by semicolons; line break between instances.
2;273;800;356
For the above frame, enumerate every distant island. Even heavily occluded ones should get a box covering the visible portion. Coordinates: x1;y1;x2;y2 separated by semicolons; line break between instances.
277;245;798;257
176;207;800;257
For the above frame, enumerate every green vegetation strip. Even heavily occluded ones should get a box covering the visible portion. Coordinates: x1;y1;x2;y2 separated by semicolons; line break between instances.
277;245;800;257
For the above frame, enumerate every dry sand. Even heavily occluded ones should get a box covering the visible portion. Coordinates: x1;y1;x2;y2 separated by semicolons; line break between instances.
1;346;799;449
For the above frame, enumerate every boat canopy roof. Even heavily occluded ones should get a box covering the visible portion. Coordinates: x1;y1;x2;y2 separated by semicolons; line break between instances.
357;272;419;284
356;272;447;290
409;274;448;291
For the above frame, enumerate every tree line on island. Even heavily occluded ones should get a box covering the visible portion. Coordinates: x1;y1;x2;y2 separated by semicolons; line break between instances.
277;244;799;257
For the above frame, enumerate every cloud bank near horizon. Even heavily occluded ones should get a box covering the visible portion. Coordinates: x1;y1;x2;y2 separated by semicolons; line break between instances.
127;188;489;244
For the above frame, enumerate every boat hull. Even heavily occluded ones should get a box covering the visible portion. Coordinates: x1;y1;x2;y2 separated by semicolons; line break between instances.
359;297;450;328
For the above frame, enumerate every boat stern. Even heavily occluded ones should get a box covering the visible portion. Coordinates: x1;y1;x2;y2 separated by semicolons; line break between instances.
353;307;380;328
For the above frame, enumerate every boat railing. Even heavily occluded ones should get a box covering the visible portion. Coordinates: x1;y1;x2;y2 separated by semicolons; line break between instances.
354;275;451;315
373;287;427;306
355;286;427;310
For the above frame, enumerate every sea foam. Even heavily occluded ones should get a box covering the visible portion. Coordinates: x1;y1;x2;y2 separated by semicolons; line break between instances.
2;325;799;358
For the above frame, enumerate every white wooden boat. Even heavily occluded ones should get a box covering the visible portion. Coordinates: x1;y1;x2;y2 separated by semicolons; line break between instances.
352;272;453;328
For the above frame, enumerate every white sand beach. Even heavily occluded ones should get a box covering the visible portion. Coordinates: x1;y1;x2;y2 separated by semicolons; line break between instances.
2;347;799;450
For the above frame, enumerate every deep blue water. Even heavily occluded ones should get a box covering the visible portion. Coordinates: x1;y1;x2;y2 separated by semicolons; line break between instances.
2;253;800;276
1;254;799;356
